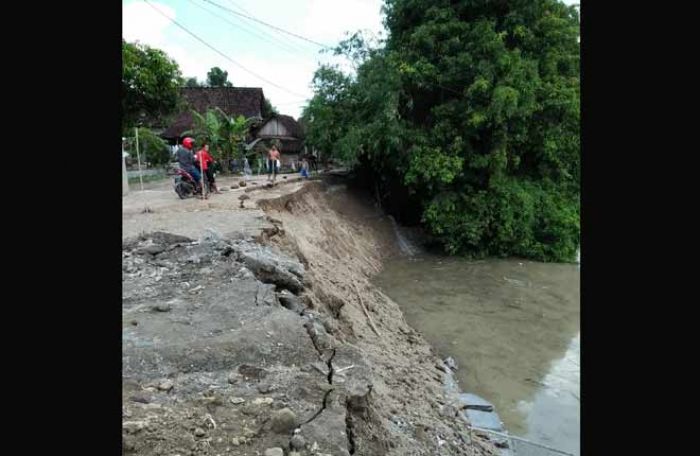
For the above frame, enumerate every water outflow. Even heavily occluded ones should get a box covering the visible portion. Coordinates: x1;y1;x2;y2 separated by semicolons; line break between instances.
388;215;419;256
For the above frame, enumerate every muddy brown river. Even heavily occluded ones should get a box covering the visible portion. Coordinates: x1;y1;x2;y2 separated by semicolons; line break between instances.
375;254;580;455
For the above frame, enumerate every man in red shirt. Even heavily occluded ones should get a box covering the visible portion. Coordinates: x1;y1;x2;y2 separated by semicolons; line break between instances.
195;145;221;194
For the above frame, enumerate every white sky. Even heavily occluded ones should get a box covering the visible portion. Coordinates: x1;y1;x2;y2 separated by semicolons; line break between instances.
123;0;385;118
123;0;579;119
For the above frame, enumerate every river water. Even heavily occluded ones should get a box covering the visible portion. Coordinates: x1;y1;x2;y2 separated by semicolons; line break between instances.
374;254;580;455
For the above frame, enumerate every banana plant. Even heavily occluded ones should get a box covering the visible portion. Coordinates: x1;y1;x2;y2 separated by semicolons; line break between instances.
182;109;223;157
183;108;258;171
214;107;257;163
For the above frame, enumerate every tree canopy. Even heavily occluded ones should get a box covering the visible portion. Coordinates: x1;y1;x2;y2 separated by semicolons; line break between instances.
302;0;579;261
262;98;279;119
206;67;233;87
122;40;183;131
184;77;202;87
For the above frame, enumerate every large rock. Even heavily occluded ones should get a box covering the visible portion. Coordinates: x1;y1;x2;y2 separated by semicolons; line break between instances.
233;241;305;293
140;231;193;245
290;434;306;450
264;448;283;456
270;407;297;433
138;244;165;256
238;364;268;380
157;379;174;392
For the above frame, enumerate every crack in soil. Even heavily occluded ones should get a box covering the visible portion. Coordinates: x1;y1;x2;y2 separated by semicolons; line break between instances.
344;385;373;455
303;319;336;385
303;388;334;425
345;397;357;455
326;348;336;385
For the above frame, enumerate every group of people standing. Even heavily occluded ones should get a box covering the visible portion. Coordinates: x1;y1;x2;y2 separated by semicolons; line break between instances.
175;137;221;195
176;138;314;196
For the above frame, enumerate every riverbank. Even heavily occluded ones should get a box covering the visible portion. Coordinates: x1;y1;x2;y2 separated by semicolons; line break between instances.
122;178;500;455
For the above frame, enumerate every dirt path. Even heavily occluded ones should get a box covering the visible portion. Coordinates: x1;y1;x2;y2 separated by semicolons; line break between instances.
122;174;307;241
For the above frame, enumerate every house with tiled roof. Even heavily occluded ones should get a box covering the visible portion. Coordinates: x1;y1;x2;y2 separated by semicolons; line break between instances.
159;87;265;142
155;87;305;169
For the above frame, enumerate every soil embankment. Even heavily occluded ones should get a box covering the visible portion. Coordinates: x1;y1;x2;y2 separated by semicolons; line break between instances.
122;179;498;456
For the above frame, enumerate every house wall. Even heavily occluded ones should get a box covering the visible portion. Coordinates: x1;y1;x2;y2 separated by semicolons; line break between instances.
281;153;300;168
258;119;291;137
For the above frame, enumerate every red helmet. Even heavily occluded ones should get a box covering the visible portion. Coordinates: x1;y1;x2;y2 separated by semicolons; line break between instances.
182;137;194;149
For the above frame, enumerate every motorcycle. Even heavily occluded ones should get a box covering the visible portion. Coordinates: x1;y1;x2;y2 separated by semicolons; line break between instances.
171;167;209;199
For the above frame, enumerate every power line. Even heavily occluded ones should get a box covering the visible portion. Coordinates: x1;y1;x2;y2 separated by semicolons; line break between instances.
144;0;459;104
196;0;322;58
222;0;253;16
186;0;311;57
143;0;307;98
220;0;322;54
201;0;332;49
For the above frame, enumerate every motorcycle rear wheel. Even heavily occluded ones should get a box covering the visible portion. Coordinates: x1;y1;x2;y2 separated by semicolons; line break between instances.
175;182;193;199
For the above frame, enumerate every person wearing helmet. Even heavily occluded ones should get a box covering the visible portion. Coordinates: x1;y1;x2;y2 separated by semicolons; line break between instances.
176;137;202;192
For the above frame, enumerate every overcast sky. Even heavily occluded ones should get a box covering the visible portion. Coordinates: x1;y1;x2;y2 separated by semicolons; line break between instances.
123;0;579;119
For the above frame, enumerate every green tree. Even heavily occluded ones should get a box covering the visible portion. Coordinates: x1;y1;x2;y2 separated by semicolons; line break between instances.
129;128;171;168
304;0;580;261
122;40;183;130
184;77;201;87
262;98;278;119
206;67;233;87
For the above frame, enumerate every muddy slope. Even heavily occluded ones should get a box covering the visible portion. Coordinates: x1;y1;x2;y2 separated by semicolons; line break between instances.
260;182;498;455
122;181;498;456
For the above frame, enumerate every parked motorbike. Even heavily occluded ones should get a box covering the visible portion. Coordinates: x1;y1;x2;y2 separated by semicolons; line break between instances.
171;168;210;199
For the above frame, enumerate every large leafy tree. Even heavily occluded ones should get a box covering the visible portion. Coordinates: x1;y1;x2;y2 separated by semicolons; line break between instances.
304;0;579;261
206;67;233;87
122;40;183;130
